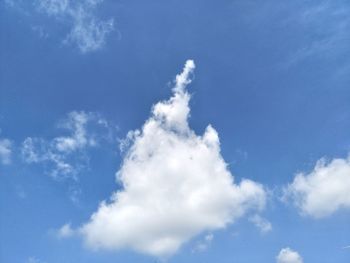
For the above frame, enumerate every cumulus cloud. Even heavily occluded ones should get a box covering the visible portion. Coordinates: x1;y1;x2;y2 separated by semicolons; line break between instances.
284;157;350;218
78;60;267;258
21;111;113;180
276;247;303;263
0;138;12;165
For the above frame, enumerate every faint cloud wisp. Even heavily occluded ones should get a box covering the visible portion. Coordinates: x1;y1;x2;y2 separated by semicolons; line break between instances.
36;0;114;53
21;111;115;180
192;234;214;253
5;0;114;53
249;214;272;234
287;1;350;67
0;138;12;165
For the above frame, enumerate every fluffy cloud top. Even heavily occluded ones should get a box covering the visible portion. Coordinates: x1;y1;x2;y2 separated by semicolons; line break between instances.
284;157;350;218
79;60;267;258
0;138;12;165
276;247;303;263
36;0;114;53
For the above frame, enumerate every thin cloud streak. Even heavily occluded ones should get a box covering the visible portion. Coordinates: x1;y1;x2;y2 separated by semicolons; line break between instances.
286;1;350;67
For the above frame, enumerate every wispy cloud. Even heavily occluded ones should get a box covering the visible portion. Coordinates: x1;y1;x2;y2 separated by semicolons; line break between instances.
0;137;12;165
75;60;267;258
6;0;114;53
56;223;75;238
249;214;272;234
36;0;114;53
27;257;45;263
192;234;214;253
287;1;350;66
21;111;115;180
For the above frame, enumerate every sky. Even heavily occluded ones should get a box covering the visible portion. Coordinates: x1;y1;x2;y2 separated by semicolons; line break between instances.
1;0;350;262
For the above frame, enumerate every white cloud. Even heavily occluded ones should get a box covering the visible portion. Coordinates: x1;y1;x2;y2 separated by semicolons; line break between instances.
78;60;267;258
0;138;12;165
276;247;303;263
249;214;272;234
22;137;77;179
284;157;350;218
35;0;114;53
21;111;113;180
54;111;97;152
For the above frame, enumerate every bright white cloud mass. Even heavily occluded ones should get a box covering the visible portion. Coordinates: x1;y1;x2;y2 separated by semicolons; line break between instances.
276;247;303;263
284;156;350;218
78;60;267;258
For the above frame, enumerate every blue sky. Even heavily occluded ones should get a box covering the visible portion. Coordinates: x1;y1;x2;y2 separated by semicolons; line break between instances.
1;0;350;262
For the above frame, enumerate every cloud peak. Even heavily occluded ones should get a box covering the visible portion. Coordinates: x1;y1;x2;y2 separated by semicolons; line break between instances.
78;60;267;258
